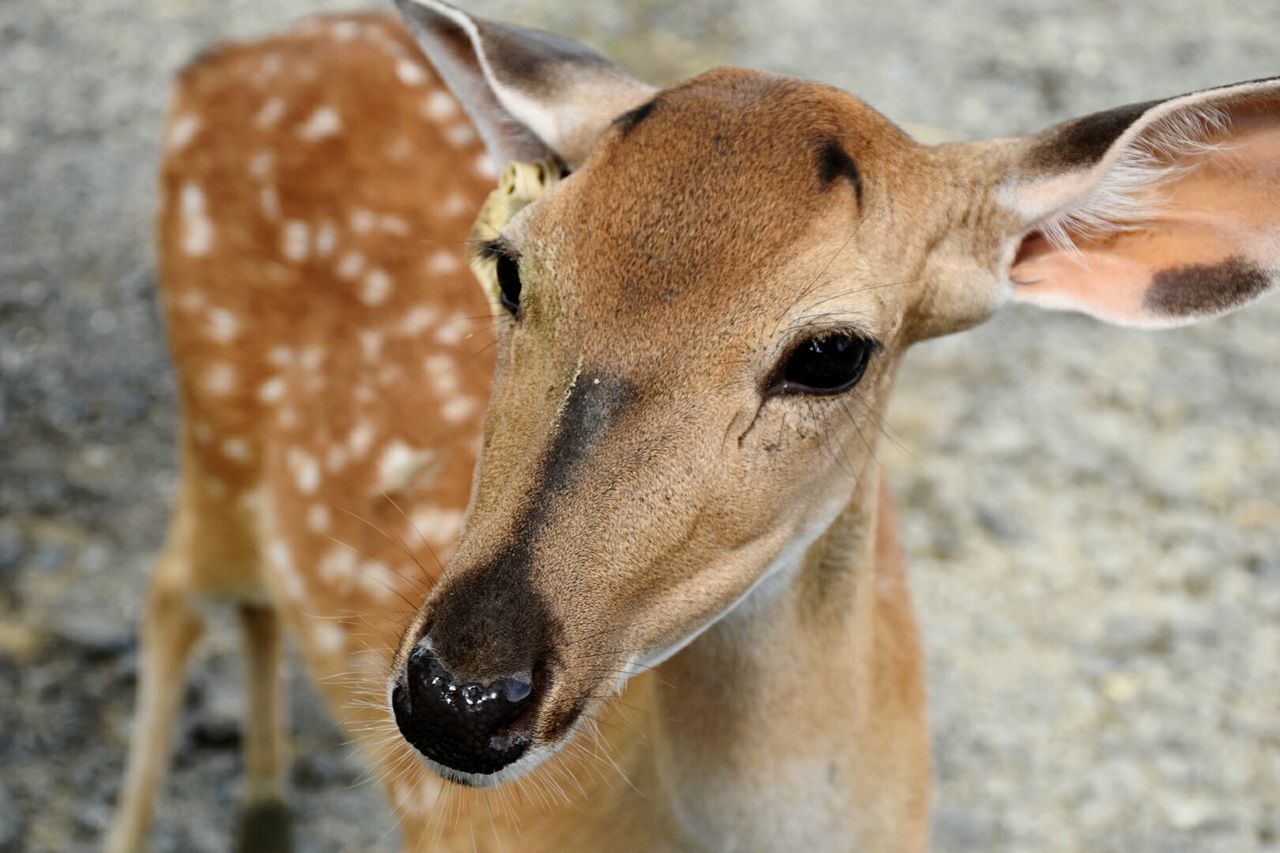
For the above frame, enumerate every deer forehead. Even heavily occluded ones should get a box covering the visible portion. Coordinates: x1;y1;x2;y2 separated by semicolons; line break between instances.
511;69;924;336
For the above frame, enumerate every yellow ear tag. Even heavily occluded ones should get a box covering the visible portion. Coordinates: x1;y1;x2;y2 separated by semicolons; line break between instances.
470;160;560;313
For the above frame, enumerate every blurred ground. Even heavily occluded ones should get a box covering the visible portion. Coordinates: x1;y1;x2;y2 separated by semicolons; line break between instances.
1;0;1277;851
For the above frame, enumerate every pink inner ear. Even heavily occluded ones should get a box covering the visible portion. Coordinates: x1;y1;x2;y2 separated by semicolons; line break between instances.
1010;105;1280;328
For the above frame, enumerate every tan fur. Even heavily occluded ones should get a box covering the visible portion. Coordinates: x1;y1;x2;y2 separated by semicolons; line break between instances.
109;8;1277;852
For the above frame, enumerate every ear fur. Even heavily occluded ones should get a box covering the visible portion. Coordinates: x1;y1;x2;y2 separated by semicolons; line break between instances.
942;77;1279;330
395;0;656;170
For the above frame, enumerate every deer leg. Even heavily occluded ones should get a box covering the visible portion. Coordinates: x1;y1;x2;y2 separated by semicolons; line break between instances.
106;547;205;853
235;602;292;853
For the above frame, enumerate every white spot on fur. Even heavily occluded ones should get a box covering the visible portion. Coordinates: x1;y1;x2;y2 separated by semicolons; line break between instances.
444;123;476;148
379;215;409;235
300;346;324;371
318;548;356;587
221;437;252;462
359;561;397;601
179;291;207;313
313;622;346;654
307;503;331;533
259;185;281;220
348;422;375;458
426;250;460;276
474;154;498;180
298;106;342;141
255;97;286;129
337;251;366;279
315;220;337;257
386;135;413;162
267;346;293;367
359;330;383;361
378;441;434;493
282;220;310;262
288;448;321;494
399;305;438;336
424;354;458;397
258;376;286;403
410;506;465;545
376;365;403;387
268;539;305;600
422;90;460;122
394;775;443;817
434;313;471;346
259;54;284;78
440;193;472;219
354;384;376;404
249;150;274;179
396;59;428;86
180;183;213;256
325;445;348;472
203;363;236;395
167;114;201;151
350;208;375;234
331;20;359;41
205;307;238;342
441;395;478;423
361;268;393;305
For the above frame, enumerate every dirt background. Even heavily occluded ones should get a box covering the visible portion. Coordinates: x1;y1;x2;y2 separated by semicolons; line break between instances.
1;0;1277;850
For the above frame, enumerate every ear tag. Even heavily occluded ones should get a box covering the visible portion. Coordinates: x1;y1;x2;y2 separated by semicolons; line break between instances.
470;160;560;310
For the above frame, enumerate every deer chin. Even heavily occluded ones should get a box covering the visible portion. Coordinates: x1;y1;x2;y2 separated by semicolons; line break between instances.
417;742;560;789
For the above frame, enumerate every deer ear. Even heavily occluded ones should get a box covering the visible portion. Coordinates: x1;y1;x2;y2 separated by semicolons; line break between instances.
967;77;1280;328
394;0;656;171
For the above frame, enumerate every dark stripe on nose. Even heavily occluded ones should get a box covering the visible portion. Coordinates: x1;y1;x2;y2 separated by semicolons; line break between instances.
425;373;634;677
540;373;634;498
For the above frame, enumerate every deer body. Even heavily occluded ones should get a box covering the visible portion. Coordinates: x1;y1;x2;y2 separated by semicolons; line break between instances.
110;4;1278;851
111;13;927;851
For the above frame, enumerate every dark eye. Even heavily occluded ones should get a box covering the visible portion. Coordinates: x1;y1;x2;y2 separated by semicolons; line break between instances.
495;252;522;316
769;331;876;396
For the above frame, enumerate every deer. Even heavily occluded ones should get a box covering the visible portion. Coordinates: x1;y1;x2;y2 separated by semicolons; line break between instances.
105;0;1278;850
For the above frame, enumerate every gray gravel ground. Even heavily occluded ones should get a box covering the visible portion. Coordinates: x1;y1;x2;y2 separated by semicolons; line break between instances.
1;0;1277;851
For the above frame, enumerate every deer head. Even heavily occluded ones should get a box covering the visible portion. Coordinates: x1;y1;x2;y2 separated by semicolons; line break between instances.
387;0;1279;785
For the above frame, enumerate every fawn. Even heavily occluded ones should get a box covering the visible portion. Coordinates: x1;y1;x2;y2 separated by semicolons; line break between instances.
107;1;1278;850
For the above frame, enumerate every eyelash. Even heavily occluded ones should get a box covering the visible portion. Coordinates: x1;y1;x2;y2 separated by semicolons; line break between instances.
764;329;880;398
479;239;522;318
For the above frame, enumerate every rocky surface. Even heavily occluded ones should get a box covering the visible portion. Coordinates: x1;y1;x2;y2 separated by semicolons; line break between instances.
1;0;1276;850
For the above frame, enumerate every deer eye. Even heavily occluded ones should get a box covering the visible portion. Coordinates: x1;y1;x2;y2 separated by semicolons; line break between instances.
768;330;877;396
495;252;522;316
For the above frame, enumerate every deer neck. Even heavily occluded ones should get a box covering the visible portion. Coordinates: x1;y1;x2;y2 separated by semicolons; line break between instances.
604;465;925;851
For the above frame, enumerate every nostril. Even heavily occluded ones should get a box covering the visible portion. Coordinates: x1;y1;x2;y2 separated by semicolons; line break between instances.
394;645;541;775
413;647;533;715
496;676;533;704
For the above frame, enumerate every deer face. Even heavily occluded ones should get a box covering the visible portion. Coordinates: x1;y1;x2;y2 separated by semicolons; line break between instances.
396;72;938;783
389;1;1279;784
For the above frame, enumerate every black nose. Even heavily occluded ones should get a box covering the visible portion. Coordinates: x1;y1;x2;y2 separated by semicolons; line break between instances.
392;645;539;776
